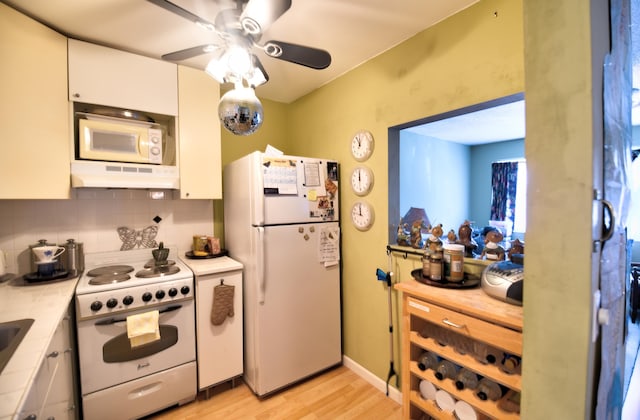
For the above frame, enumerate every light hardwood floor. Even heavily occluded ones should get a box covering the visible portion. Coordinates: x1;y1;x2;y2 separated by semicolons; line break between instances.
147;365;402;420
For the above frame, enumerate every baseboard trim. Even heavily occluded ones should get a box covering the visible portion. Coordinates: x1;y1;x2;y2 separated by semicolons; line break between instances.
342;355;402;404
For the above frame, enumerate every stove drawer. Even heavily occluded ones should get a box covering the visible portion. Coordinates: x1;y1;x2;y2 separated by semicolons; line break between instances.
82;361;196;420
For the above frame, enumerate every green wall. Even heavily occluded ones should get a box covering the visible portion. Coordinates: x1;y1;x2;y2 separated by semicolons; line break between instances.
285;0;523;389
219;0;604;416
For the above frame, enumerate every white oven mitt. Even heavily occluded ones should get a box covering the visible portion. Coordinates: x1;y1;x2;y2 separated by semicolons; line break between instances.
127;310;160;348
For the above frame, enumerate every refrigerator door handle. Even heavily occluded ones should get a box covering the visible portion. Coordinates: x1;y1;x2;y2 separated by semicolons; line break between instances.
257;226;266;304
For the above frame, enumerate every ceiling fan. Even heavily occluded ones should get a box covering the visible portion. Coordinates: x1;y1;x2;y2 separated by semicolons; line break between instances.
147;0;332;88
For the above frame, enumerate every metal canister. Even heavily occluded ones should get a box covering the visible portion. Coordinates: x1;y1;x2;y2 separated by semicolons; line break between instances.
60;239;84;276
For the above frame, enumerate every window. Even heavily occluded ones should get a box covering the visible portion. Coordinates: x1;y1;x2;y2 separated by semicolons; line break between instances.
387;94;526;244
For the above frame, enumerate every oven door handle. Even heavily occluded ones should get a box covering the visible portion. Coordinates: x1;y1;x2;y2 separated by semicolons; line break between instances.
94;305;183;326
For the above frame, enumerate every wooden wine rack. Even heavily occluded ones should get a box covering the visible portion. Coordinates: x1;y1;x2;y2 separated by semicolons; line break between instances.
395;280;523;420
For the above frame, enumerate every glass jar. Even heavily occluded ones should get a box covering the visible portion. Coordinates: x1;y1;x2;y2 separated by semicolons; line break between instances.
429;250;443;281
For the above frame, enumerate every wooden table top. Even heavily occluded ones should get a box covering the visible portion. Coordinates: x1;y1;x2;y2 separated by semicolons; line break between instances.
395;280;523;332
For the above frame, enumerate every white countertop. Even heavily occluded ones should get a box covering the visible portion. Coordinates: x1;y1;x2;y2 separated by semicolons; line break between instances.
179;255;243;276
0;276;78;420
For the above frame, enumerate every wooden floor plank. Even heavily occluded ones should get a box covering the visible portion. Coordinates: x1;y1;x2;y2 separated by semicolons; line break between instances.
147;366;401;420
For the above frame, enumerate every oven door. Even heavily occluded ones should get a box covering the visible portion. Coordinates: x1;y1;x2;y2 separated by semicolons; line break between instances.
76;300;195;395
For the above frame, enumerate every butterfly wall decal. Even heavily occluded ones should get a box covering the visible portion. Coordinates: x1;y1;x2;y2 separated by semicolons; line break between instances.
117;226;159;250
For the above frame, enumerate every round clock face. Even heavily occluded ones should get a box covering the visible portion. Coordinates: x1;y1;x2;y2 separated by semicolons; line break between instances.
351;201;375;231
351;130;374;162
351;166;374;196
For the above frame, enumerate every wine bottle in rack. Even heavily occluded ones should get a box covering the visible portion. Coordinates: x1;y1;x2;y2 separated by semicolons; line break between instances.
454;367;480;391
417;350;440;371
475;377;503;401
501;353;522;374
434;359;459;380
472;341;502;365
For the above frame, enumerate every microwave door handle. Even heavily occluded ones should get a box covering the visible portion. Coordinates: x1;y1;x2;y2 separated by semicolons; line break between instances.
94;305;183;326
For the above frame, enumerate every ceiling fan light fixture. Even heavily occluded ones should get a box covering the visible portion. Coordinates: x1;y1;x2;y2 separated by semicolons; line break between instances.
241;17;261;35
226;46;252;76
205;56;227;84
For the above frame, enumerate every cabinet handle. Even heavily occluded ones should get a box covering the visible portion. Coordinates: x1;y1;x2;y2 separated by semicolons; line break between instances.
47;350;59;358
442;318;465;329
73;93;80;98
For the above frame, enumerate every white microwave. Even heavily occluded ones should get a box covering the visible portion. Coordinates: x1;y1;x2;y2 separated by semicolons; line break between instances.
77;113;164;164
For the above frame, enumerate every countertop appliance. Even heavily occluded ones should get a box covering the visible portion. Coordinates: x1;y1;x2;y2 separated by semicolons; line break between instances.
74;247;196;420
481;256;524;306
224;151;342;397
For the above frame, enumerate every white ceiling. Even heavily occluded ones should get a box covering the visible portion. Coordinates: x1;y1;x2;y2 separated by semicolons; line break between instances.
3;0;479;104
405;99;526;145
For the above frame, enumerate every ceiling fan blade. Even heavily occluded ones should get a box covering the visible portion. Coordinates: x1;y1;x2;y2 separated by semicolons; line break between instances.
240;0;292;35
147;0;216;30
263;41;331;70
162;44;220;61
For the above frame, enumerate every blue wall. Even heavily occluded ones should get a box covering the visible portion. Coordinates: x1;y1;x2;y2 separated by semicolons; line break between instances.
399;131;470;232
399;132;525;234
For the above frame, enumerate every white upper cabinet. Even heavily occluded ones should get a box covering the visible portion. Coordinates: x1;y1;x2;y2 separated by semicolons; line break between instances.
0;3;70;199
177;65;222;199
68;39;178;116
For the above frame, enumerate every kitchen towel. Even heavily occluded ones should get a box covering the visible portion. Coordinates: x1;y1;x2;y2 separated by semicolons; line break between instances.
211;284;235;325
126;310;160;348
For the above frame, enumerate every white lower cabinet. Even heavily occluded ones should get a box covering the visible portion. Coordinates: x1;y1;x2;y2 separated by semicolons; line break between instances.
18;305;77;420
196;269;243;390
184;257;244;392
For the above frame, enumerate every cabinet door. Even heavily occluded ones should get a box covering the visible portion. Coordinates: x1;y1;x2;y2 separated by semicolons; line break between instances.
177;65;222;199
195;270;243;389
0;3;70;199
44;311;76;420
68;39;178;116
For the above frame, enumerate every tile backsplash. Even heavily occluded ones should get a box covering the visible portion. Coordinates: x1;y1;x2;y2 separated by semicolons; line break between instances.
0;189;214;276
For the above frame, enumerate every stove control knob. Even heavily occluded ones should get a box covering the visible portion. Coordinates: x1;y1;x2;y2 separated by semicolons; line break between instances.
142;292;153;302
168;288;178;297
180;285;190;295
123;295;134;305
90;301;102;312
155;290;166;299
106;298;118;309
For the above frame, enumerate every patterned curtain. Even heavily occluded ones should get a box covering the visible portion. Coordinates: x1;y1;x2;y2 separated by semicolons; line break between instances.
489;162;519;221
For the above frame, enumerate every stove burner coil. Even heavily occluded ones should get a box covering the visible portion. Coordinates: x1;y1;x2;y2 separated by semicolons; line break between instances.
89;273;132;285
144;259;176;269
136;265;181;278
87;265;135;277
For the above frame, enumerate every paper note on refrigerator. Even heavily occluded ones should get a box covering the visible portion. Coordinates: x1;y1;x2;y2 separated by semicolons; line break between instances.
262;157;298;195
318;226;340;263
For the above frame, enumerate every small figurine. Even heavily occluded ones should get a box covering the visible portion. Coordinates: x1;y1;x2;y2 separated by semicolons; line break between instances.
481;230;506;261
456;220;478;257
447;229;457;243
508;238;525;260
426;223;444;252
396;219;410;246
410;220;426;249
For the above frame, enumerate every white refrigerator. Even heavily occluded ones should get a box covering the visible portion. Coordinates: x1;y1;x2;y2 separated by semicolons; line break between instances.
223;151;342;397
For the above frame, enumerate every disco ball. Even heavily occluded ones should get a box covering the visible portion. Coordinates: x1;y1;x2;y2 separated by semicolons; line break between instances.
218;87;263;135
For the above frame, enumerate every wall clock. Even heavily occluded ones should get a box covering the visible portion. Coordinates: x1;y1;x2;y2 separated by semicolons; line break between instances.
350;166;374;196
351;130;374;162
351;201;375;231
